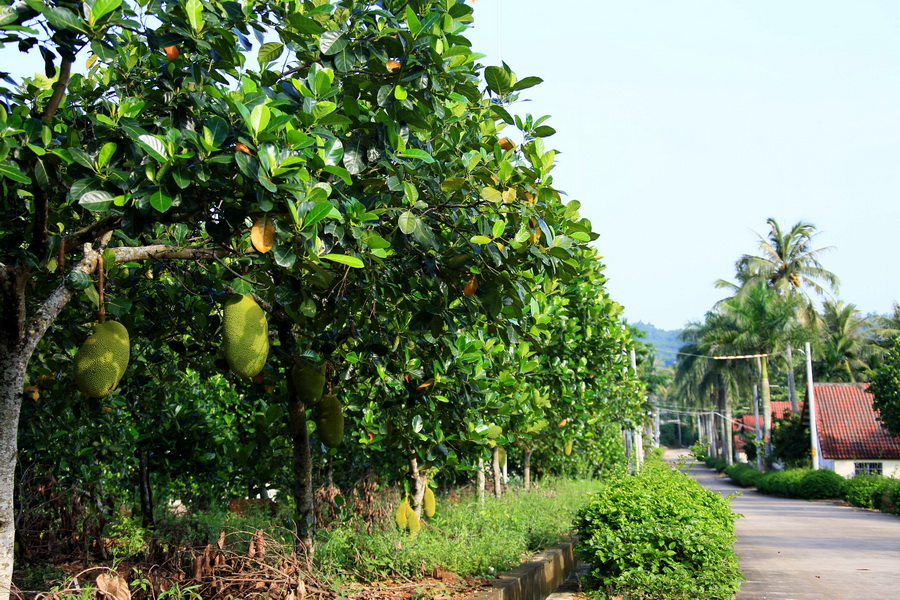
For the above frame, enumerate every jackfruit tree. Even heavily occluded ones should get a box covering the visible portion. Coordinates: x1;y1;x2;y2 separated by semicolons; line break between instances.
0;0;643;592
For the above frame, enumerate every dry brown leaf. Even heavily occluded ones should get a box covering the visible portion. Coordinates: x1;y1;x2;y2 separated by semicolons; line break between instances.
96;573;131;600
251;215;276;253
463;276;477;297
217;529;226;550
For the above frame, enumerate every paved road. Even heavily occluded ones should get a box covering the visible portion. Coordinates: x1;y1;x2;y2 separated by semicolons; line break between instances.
675;453;900;600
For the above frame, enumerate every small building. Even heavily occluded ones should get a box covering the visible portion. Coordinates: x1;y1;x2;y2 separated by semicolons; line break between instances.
733;401;795;461
813;382;900;478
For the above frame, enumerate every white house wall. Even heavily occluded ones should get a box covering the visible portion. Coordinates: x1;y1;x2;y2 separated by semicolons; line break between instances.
831;459;900;478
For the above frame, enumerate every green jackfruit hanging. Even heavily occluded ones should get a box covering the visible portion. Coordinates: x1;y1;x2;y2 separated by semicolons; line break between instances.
292;360;326;404
222;294;269;377
315;393;344;448
395;498;413;529
423;486;436;518
74;321;130;398
564;440;573;456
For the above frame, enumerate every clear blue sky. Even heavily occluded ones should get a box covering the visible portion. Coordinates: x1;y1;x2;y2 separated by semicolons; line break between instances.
466;0;900;330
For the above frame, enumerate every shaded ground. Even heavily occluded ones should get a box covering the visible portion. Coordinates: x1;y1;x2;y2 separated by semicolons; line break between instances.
670;449;900;600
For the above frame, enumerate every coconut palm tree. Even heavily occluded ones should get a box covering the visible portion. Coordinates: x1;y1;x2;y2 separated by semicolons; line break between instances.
816;301;879;382
719;218;840;411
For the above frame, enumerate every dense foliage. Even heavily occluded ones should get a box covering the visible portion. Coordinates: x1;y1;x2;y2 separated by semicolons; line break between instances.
0;0;649;593
574;457;742;600
869;337;900;437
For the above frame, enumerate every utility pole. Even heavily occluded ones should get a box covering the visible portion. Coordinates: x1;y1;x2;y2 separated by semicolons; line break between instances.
753;384;762;471
805;342;820;470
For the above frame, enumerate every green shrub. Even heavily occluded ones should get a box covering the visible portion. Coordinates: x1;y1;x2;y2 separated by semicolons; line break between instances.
704;456;727;472
574;458;742;599
842;474;893;509
873;477;900;515
797;469;844;499
755;468;810;497
725;463;761;488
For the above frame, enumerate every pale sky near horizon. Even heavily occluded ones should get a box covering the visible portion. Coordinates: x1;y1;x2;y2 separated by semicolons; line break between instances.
466;0;900;330
3;1;899;331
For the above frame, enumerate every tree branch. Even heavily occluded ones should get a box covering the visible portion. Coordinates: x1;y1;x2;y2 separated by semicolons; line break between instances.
61;215;122;250
112;245;230;263
42;58;72;120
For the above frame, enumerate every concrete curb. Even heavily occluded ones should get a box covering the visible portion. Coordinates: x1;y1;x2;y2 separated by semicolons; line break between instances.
466;536;578;600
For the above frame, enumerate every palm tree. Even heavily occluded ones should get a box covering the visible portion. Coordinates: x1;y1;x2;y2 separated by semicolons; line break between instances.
816;301;878;382
721;218;840;411
717;285;807;459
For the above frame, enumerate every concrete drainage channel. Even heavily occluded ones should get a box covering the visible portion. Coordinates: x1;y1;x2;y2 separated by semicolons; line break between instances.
465;537;588;600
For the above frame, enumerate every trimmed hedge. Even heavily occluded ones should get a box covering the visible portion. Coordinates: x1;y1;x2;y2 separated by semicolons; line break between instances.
842;475;900;514
575;457;742;599
724;463;762;488
797;469;844;499
755;468;810;496
704;456;727;472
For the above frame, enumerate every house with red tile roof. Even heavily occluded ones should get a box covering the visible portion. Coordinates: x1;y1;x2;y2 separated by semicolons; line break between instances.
732;401;795;458
813;382;900;478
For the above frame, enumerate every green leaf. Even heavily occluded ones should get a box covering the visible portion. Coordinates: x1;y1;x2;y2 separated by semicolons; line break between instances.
185;0;204;33
405;5;422;36
90;0;121;24
481;187;502;203
303;201;334;229
398;211;416;234
394;85;408;100
0;162;31;185
33;159;50;189
343;141;365;175
333;47;354;72
149;189;173;213
323;165;351;185
37;4;87;33
512;76;543;91
258;42;284;64
79;190;114;212
312;101;337;121
319;30;348;55
273;244;297;268
136;134;168;163
470;235;492;245
106;296;133;317
492;220;505;238
322;253;364;268
396;149;434;163
322;137;343;166
485;66;512;96
441;177;466;192
67;270;92;291
97;142;117;169
249;104;271;135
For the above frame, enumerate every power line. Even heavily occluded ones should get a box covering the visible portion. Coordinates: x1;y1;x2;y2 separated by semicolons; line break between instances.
676;351;769;360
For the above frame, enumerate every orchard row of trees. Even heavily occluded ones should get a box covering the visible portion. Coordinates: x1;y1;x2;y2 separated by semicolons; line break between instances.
668;218;900;466
0;0;647;595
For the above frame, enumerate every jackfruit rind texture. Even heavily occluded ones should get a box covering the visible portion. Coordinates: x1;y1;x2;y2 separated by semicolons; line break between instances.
423;487;436;518
223;294;269;377
74;321;130;398
564;440;573;456
315;393;343;448
292;360;325;404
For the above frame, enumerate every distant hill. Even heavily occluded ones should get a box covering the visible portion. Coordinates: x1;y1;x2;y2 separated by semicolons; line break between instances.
632;321;683;367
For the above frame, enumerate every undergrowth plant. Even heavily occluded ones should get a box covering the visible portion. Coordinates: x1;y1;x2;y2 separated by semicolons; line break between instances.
574;456;742;600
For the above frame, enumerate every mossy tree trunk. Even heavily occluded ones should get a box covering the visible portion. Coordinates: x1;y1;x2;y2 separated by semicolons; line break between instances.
286;362;315;556
476;457;485;503
407;458;427;516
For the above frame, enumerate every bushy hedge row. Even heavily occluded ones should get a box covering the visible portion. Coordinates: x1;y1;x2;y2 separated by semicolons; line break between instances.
719;463;900;514
575;457;742;599
703;456;728;472
724;463;762;488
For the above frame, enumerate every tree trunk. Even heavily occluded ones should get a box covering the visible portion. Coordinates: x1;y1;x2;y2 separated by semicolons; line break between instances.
759;356;773;459
491;446;501;497
786;345;798;413
0;350;25;600
407;457;426;515
476;458;485;503
137;445;154;528
523;447;532;490
723;388;734;466
286;369;315;556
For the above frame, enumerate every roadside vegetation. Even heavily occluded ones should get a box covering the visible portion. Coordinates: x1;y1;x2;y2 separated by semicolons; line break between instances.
575;455;743;600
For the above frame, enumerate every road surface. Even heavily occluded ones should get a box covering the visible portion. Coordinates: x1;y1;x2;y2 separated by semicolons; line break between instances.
676;452;900;600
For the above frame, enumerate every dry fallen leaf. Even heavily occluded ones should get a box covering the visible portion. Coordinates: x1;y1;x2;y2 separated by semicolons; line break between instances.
96;573;131;600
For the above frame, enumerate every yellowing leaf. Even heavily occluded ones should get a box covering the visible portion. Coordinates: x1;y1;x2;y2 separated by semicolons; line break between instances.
251;215;276;253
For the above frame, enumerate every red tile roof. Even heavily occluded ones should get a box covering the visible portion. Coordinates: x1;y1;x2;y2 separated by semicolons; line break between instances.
733;401;797;451
814;383;900;460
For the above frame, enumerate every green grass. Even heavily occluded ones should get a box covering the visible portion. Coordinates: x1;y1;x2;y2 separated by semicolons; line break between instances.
315;479;601;582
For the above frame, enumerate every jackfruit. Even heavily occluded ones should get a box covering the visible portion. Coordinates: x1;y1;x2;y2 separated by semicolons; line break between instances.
74;321;130;398
315;393;343;448
408;509;421;535
423;486;436;518
292;360;325;404
564;440;573;456
222;294;268;377
395;498;413;529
